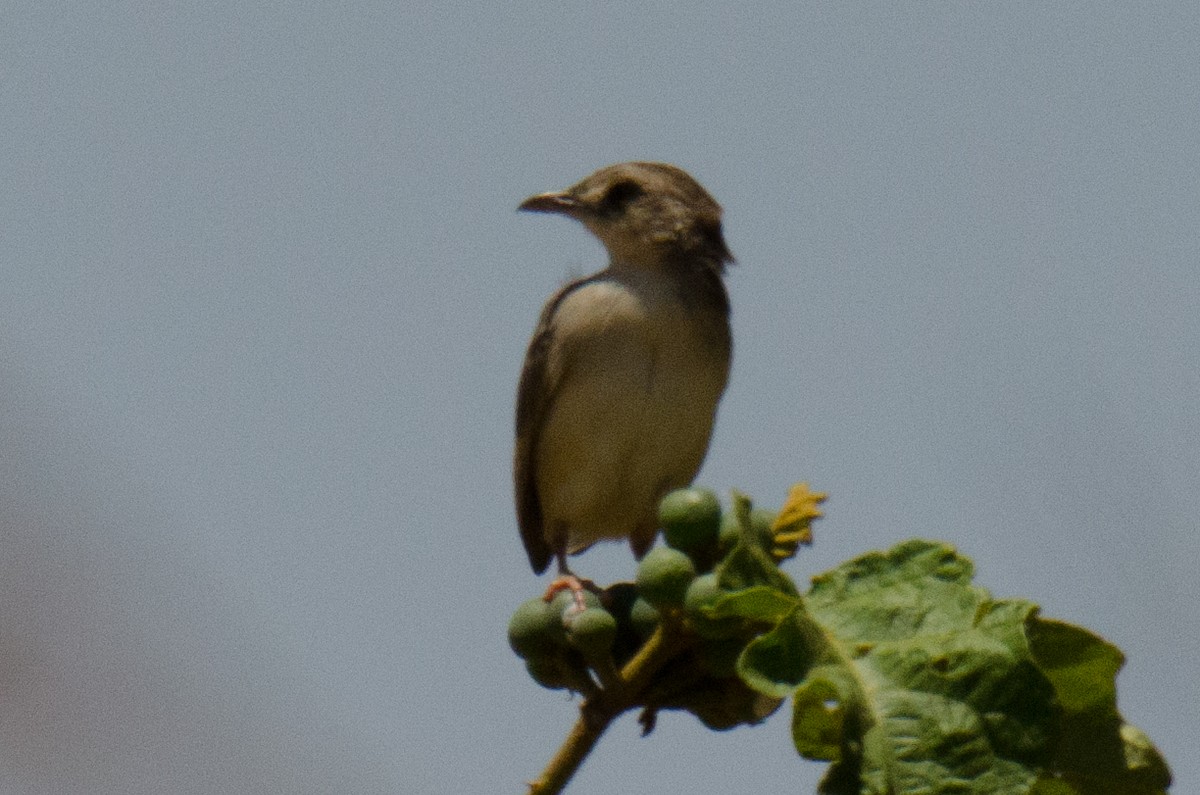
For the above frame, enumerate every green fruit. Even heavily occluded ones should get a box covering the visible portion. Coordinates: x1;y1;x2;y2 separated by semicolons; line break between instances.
550;587;602;618
684;573;741;639
683;572;724;613
525;653;584;691
636;546;697;609
660;487;722;556
564;607;619;660
629;597;661;638
508;597;565;659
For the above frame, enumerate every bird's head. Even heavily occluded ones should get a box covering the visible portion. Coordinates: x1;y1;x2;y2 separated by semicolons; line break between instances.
519;162;733;272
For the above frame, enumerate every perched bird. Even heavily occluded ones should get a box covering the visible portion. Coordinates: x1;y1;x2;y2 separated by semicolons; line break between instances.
514;162;733;577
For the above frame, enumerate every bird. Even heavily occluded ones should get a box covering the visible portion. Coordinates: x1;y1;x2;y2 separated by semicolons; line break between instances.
514;162;734;581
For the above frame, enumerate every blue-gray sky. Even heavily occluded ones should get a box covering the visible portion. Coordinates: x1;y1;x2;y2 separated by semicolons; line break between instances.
2;4;1196;793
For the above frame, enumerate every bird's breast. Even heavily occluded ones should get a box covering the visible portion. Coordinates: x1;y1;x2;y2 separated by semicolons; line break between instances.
535;271;730;549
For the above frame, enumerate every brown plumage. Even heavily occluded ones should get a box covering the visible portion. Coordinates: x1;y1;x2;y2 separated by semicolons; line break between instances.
514;162;734;574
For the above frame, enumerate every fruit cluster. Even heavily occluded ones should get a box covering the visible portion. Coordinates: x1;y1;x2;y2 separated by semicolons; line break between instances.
507;487;794;730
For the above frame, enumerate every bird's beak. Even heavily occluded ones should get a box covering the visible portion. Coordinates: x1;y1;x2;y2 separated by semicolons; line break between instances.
518;190;580;216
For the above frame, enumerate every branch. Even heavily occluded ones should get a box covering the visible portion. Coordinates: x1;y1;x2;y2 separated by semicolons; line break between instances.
526;620;687;794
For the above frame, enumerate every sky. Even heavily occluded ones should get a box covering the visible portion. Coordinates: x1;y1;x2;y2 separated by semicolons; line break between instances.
2;3;1197;793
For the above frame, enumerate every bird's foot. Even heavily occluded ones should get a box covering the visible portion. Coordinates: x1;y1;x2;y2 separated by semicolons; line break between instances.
543;575;599;613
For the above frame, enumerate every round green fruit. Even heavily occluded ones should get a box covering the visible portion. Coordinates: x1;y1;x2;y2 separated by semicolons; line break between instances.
660;487;722;556
683;572;724;613
508;597;566;659
525;653;583;691
629;597;661;638
684;573;741;639
636;546;697;609
564;607;619;659
550;587;602;619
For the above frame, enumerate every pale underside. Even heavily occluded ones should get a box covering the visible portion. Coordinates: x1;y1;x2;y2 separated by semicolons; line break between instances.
534;268;729;556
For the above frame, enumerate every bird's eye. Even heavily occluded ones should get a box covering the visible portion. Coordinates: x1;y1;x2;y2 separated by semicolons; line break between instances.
599;180;644;212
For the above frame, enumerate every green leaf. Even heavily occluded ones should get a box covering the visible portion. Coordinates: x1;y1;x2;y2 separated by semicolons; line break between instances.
805;539;986;643
790;667;853;761
724;539;1172;794
1026;619;1172;793
705;585;798;624
728;542;1016;792
1028;618;1121;713
738;607;823;698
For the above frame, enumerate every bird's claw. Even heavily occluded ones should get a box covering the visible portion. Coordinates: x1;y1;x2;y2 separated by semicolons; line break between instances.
543;575;598;613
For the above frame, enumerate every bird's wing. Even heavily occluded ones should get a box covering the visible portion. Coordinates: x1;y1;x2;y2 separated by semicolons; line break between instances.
514;276;596;574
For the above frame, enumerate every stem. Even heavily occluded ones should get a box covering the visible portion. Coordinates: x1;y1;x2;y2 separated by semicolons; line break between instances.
526;621;686;794
525;695;619;795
